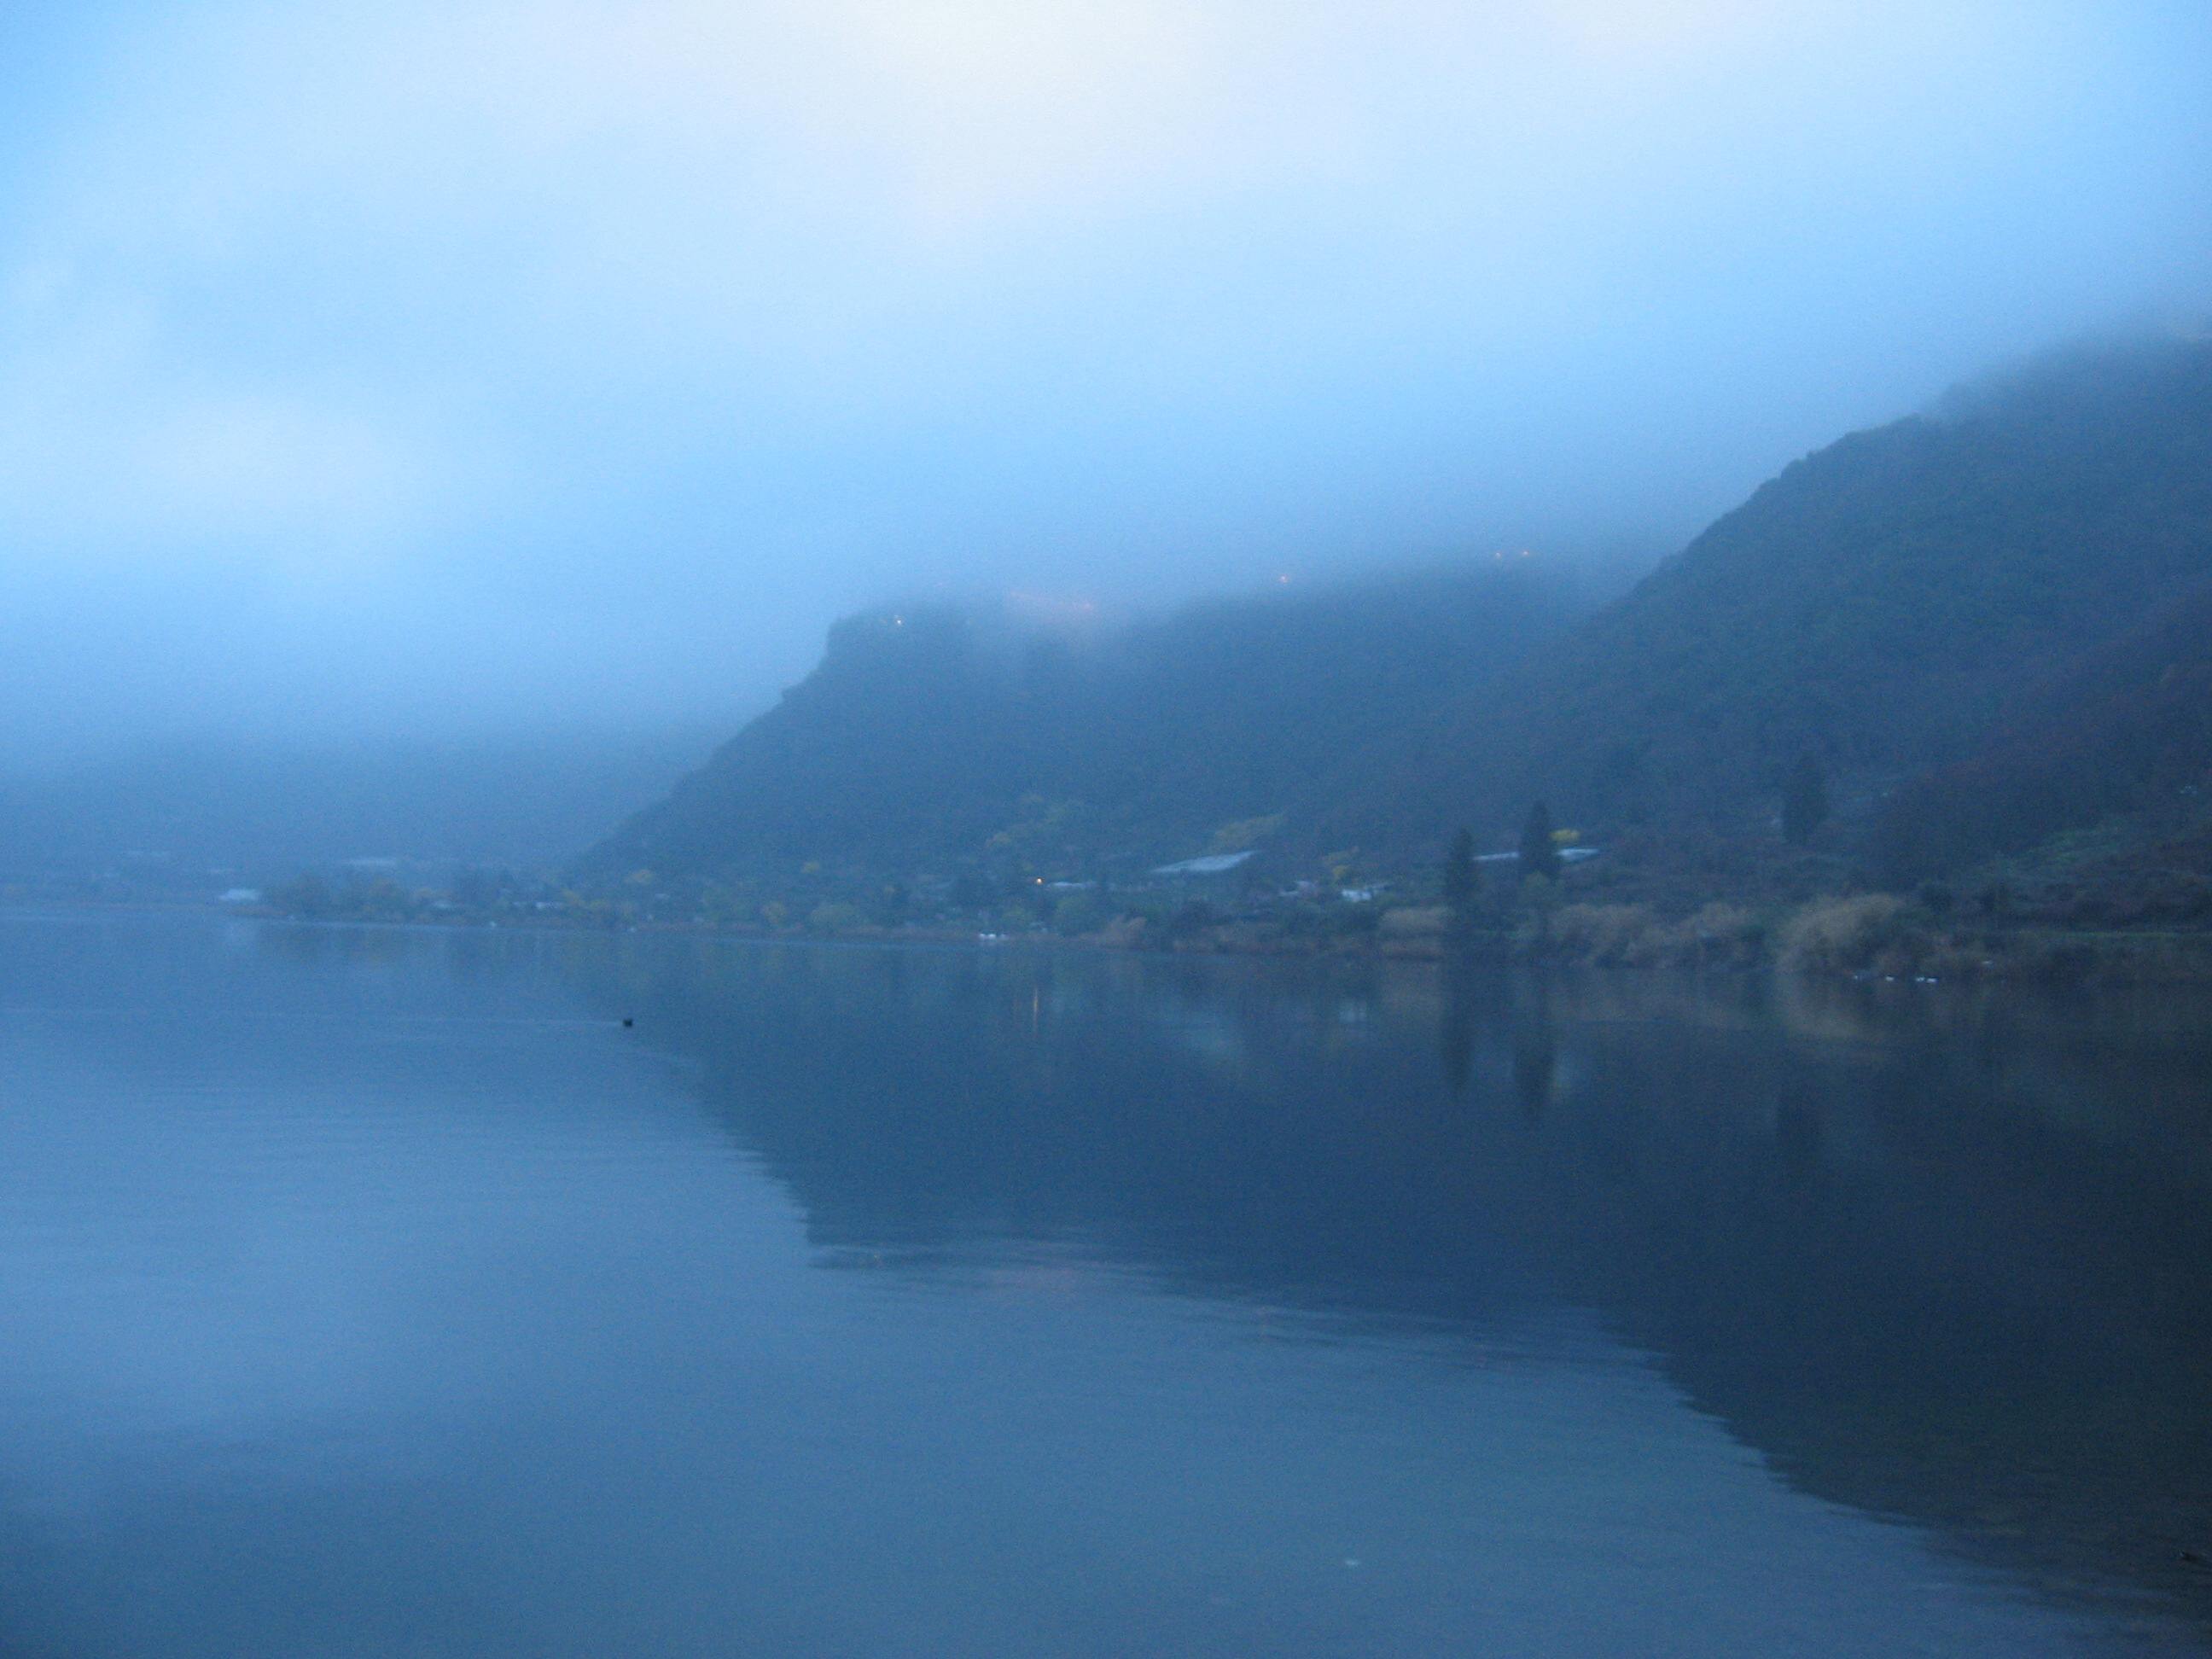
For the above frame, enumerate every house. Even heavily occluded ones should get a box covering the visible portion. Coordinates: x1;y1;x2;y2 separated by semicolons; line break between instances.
1150;851;1256;878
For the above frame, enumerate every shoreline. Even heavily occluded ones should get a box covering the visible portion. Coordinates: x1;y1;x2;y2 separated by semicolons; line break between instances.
16;898;2210;987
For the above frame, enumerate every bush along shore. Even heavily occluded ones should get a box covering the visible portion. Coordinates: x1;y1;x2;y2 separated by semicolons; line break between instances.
247;848;2212;987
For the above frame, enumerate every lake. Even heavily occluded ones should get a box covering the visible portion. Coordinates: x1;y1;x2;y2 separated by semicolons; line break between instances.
0;909;2208;1656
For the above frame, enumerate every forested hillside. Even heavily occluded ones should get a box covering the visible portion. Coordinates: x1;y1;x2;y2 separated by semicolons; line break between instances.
1346;339;2212;852
587;339;2212;902
584;564;1587;882
1871;585;2212;891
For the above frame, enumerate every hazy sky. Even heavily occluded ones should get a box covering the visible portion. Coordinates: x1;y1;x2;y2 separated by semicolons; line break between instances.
2;0;2207;760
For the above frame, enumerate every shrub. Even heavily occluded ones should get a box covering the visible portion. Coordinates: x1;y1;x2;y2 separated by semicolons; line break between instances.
1676;902;1766;966
1378;905;1447;939
1051;894;1105;936
1159;899;1220;942
1778;894;1908;974
1096;914;1148;949
1327;903;1382;937
1548;904;1656;964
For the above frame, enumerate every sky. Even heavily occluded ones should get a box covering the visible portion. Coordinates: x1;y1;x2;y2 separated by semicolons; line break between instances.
0;0;2207;764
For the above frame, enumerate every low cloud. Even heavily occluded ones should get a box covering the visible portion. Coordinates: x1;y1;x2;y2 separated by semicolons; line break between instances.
0;0;2205;754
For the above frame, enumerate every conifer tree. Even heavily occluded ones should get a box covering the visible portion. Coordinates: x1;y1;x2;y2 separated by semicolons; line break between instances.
1518;801;1560;881
1441;827;1478;932
1782;753;1831;846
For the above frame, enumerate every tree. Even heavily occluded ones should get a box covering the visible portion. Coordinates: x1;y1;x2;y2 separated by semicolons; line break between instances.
1052;894;1103;936
868;881;910;928
1782;753;1830;846
1518;801;1560;882
1441;827;1479;937
273;872;332;919
1439;958;1475;1097
451;864;509;911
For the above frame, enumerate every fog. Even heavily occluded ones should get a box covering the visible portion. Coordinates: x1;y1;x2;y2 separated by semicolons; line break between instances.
3;0;2207;776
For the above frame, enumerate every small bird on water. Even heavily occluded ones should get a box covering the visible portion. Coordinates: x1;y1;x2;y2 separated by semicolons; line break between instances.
620;1016;635;1028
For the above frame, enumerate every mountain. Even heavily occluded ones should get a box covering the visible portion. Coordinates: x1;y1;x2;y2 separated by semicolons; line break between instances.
588;336;2212;894
1869;585;2212;890
582;562;1590;882
1349;338;2212;850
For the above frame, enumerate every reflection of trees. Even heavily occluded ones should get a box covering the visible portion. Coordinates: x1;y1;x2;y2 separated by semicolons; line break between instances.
1773;1086;1824;1185
1437;958;1476;1097
565;937;2212;1634
253;918;422;969
1510;1024;1556;1123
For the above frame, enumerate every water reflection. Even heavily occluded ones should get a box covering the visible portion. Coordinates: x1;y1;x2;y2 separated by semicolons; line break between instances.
572;936;2212;1634
4;913;2209;1652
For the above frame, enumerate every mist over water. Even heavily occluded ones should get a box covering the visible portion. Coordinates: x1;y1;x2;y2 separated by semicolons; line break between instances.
2;1;2208;777
4;7;2210;1651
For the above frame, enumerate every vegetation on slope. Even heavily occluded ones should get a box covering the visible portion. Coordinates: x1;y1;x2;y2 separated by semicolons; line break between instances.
1872;584;2212;890
584;562;1589;883
376;336;2209;978
1357;338;2212;851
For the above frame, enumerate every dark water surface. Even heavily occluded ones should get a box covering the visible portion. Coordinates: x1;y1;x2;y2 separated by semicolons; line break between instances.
2;910;2209;1656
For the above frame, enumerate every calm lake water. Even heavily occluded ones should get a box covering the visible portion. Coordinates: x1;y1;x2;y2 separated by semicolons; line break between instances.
1;910;2209;1656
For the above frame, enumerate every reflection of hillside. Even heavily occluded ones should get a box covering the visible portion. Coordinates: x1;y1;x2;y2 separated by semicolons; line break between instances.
573;938;2212;1632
